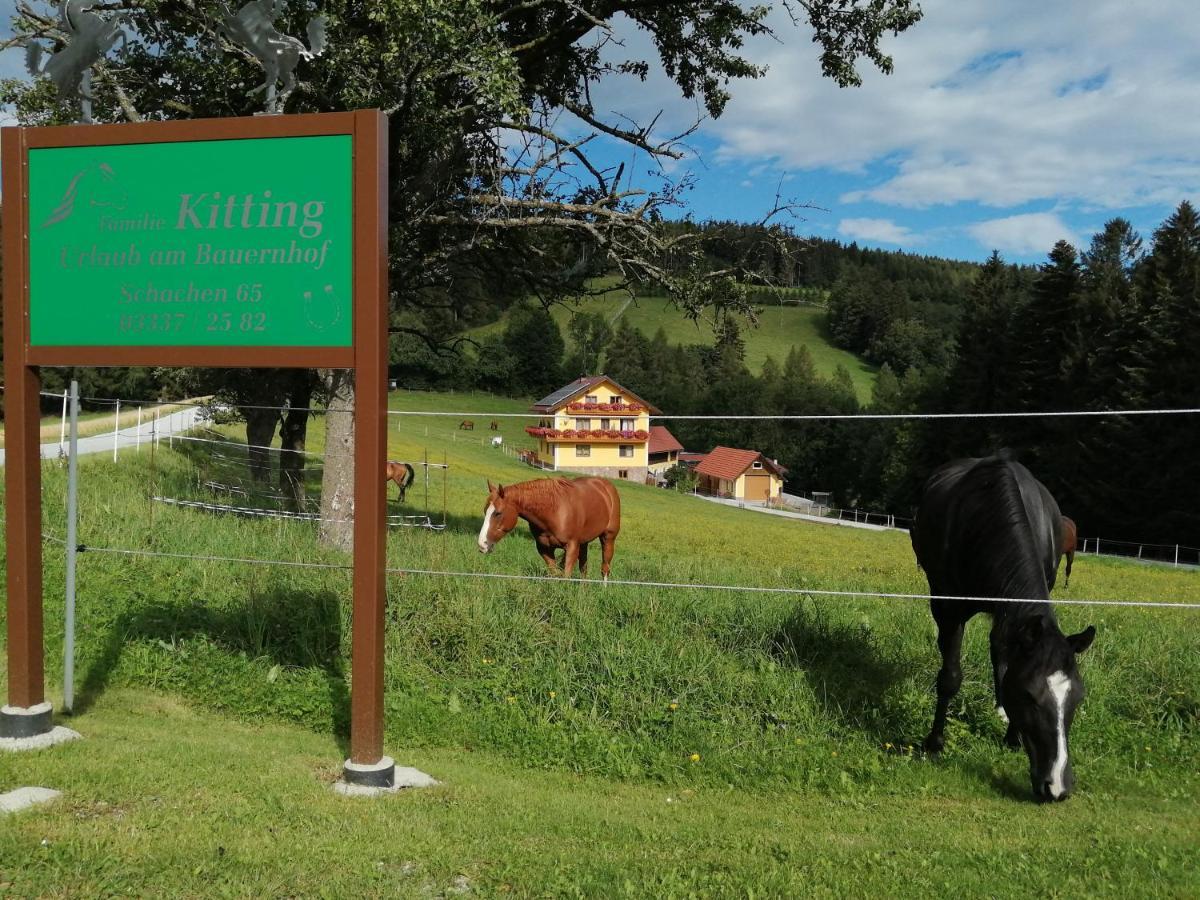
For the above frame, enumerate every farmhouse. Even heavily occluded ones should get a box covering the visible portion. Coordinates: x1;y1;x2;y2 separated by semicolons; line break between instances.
695;446;787;503
525;375;659;481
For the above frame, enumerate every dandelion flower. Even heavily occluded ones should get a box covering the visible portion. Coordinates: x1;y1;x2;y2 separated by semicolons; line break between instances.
831;751;839;757
689;753;701;763
549;691;557;699
505;696;516;704
669;702;679;712
884;742;894;750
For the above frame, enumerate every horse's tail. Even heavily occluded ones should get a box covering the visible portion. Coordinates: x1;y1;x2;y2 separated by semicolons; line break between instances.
403;463;415;488
306;16;328;57
25;42;43;77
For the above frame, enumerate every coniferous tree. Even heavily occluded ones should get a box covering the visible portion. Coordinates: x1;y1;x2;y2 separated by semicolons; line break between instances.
503;305;565;397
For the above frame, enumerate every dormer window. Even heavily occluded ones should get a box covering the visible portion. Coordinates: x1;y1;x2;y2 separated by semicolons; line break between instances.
752;461;763;469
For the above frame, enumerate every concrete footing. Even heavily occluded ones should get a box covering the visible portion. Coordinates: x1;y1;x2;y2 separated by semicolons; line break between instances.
0;725;82;753
334;756;439;797
0;787;62;815
0;703;80;752
0;702;54;739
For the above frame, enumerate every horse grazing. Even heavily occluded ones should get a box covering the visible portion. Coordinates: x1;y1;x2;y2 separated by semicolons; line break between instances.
910;455;1095;802
477;477;620;579
1060;516;1078;587
385;460;415;502
459;420;474;431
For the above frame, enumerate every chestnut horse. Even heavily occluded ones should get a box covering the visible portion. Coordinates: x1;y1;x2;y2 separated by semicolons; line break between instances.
477;477;620;578
459;420;474;430
385;461;415;502
1060;516;1077;587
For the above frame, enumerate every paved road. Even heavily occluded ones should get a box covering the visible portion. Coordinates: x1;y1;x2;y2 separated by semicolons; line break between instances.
0;406;204;465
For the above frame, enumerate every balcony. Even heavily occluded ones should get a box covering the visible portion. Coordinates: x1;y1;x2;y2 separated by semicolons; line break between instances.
526;427;649;442
564;402;644;413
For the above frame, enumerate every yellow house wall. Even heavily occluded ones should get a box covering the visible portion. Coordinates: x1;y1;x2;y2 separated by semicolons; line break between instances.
547;378;651;471
556;441;648;469
553;379;651;433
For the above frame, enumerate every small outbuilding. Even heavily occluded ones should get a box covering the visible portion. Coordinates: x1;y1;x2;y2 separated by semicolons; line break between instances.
695;446;787;503
647;425;684;478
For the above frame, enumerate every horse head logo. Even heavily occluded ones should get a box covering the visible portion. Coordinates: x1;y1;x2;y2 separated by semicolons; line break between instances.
39;162;128;229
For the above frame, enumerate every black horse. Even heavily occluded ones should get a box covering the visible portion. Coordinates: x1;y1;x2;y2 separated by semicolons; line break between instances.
911;455;1096;802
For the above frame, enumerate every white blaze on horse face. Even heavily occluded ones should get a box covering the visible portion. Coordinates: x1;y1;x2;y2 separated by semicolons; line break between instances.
478;504;495;553
1047;671;1072;799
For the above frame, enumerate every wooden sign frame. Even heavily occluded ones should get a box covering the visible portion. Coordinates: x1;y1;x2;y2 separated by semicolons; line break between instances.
2;110;393;785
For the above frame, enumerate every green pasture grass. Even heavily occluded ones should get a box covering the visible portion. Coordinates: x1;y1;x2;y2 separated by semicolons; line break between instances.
2;685;1196;898
2;390;1197;893
466;288;877;401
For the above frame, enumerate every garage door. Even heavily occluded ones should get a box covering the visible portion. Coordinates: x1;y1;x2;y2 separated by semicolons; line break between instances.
743;474;770;501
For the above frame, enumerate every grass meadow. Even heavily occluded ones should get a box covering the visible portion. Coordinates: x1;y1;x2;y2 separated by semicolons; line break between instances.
2;389;1198;896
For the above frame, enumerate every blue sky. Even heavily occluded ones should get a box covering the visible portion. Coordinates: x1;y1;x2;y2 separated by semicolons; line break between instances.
582;0;1200;263
4;0;1199;264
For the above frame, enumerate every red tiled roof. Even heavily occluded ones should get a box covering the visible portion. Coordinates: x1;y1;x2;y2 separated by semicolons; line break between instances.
648;425;683;455
695;446;786;481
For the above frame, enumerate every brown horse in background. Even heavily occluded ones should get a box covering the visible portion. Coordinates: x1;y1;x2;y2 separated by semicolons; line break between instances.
489;420;500;431
477;477;621;579
385;460;415;502
1060;516;1078;587
459;420;475;431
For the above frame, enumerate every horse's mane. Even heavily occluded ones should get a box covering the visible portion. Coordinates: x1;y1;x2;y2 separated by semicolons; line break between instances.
504;478;575;517
943;457;1058;622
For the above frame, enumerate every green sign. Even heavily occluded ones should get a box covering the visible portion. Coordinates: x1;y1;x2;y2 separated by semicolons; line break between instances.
27;135;352;347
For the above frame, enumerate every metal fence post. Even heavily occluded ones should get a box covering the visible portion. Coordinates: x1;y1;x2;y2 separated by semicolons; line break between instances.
58;389;68;454
63;380;80;713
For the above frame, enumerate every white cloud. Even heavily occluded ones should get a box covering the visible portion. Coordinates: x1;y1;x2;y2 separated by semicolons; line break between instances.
590;1;1200;213
838;217;922;246
968;212;1080;256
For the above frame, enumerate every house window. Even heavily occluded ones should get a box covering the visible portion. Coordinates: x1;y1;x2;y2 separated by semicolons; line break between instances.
575;418;591;431
752;461;763;469
576;444;591;458
619;444;634;458
585;395;598;404
619;469;629;479
600;418;611;430
610;395;622;404
620;418;635;430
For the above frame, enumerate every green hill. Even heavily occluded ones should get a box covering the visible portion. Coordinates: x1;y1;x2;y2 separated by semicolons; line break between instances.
469;286;878;402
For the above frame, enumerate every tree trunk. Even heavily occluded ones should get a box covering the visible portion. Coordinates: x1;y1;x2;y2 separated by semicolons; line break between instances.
244;406;279;484
279;372;313;512
318;368;355;551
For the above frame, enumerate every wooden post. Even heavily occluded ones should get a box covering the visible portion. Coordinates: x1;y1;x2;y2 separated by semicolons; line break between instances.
1;126;49;731
348;109;389;773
